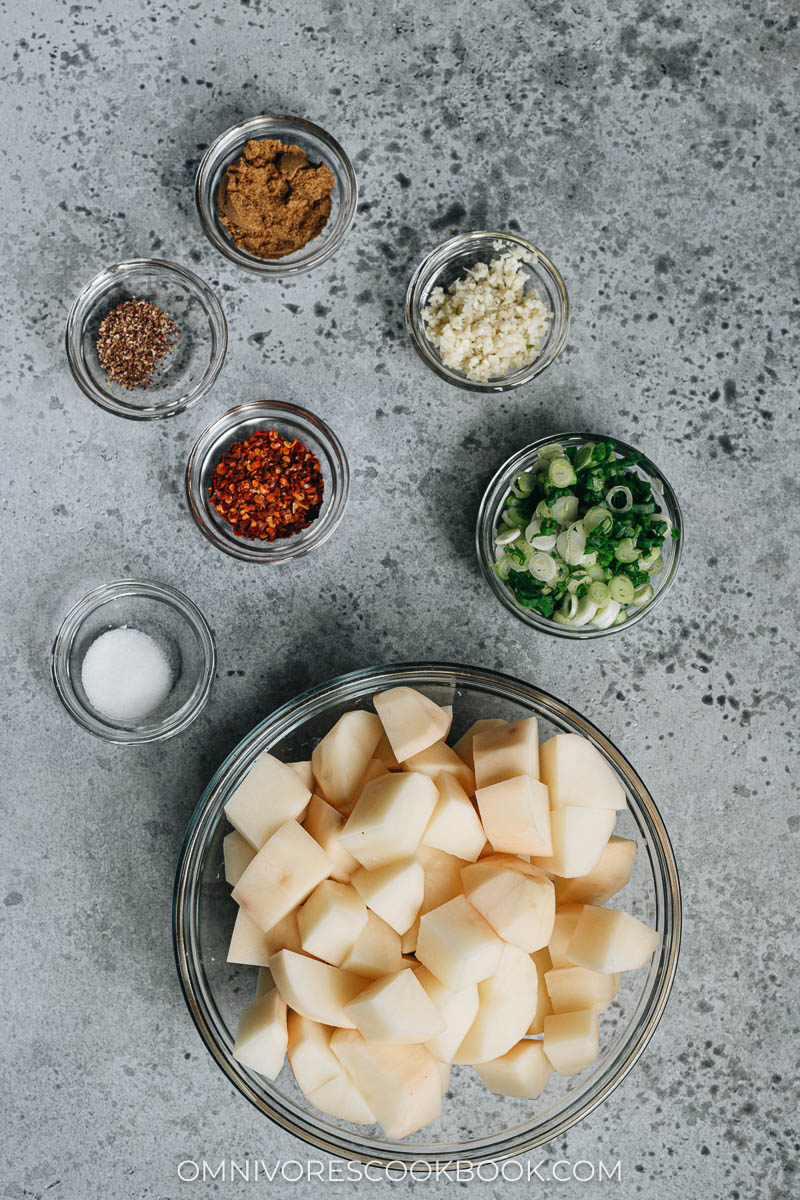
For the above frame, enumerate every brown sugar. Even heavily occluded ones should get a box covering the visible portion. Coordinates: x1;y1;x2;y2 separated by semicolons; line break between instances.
217;138;335;259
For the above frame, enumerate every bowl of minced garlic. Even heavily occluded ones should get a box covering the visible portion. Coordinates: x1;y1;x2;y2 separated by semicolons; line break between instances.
196;115;357;276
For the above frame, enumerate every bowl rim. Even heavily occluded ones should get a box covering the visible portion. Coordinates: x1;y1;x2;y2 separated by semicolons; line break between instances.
172;660;681;1165
184;399;351;563
405;230;570;393
64;258;228;421
476;432;685;639
51;578;216;743
194;113;358;276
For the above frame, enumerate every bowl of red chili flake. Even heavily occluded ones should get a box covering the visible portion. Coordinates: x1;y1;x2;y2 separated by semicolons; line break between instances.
186;401;350;561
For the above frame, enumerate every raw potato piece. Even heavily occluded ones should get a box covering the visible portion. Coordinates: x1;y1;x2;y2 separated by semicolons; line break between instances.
233;988;288;1080
439;1061;451;1093
303;794;359;883
340;910;404;978
223;830;256;887
309;1073;376;1125
297;880;368;966
540;733;626;811
402;740;476;795
373;687;451;762
567;905;660;973
350;858;424;934
543;1010;599;1076
548;905;584;968
553;836;637;906
403;845;469;953
460;856;555;952
453;943;539;1064
270;950;364;1027
340;772;438;869
452;719;506;772
330;1030;442;1140
311;711;383;813
545;966;621;1014
528;947;554;1035
287;1014;375;1124
373;729;401;771
413;965;480;1064
422;775;486;862
256;967;273;997
288;761;315;791
416;895;504;991
344;969;445;1043
232;821;333;932
227;907;301;966
475;1039;554;1099
473;717;539;788
531;807;616;878
224;752;312;850
476;776;552;856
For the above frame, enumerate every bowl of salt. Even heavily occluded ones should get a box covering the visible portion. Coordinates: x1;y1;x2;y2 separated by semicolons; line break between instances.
51;579;216;743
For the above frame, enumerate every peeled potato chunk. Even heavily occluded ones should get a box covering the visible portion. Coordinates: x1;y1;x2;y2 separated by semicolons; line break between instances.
416;895;504;991
309;1071;376;1125
287;1014;375;1124
452;719;506;772
232;821;332;932
475;1039;554;1099
566;905;660;972
476;775;552;856
402;739;476;795
287;760;315;791
344;968;445;1044
548;904;584;968
373;687;451;762
233;988;288;1080
545;965;621;1014
311;710;383;813
453;943;539;1064
543;1010;599;1076
297;879;368;966
473;717;539;788
340;772;438;869
528;946;555;1034
553;835;637;906
422;774;486;862
303;794;359;884
460;856;555;952
224;752;312;850
531;807;615;878
270;950;364;1028
403;844;469;953
223;830;256;887
540;734;626;811
350;857;424;934
412;965;480;1064
227;906;301;966
330;1030;442;1140
340;909;404;978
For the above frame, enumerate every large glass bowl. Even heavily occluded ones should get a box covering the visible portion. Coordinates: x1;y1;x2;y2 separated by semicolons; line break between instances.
405;232;569;392
476;434;684;639
173;663;680;1165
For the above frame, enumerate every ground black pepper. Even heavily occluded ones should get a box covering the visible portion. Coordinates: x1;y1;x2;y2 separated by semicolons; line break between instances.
96;297;179;389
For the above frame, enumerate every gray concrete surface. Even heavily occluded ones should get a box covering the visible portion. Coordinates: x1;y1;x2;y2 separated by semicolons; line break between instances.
2;0;798;1197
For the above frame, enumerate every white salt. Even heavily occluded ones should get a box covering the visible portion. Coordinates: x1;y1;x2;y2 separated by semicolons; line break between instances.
81;626;173;723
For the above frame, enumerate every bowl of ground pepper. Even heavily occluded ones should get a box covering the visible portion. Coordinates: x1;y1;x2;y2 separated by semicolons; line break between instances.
195;115;357;276
66;259;228;420
185;400;350;562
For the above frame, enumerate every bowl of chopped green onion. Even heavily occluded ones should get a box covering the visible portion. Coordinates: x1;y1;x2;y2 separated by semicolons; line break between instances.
476;435;683;637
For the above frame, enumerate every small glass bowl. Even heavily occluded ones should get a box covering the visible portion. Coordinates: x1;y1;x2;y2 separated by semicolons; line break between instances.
185;401;350;563
65;259;228;420
476;434;684;639
405;231;569;392
173;662;681;1165
195;115;357;276
52;580;216;743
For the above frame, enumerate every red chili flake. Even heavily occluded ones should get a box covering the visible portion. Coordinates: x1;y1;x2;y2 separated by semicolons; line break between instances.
208;428;324;541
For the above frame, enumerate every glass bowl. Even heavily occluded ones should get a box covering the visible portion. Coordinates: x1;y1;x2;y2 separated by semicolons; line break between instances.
195;115;357;276
52;579;216;743
185;400;350;563
173;662;681;1165
405;232;569;392
65;259;227;420
477;434;684;639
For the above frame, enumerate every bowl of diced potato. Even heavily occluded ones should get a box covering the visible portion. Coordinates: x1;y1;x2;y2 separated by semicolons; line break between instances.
173;663;681;1165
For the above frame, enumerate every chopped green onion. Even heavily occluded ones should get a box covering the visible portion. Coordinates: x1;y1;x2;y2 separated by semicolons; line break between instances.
591;599;622;629
574;443;596;470
632;583;654;607
551;495;579;524
606;485;633;512
614;537;640;563
582;506;612;534
537;442;565;462
560;593;579;619
529;552;558;583
589;581;610;606
571;595;599;627
495;527;521;546
609;575;635;604
548;457;578;488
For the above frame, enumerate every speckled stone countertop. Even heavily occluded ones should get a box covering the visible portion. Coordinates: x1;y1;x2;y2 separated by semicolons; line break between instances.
2;1;797;1197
